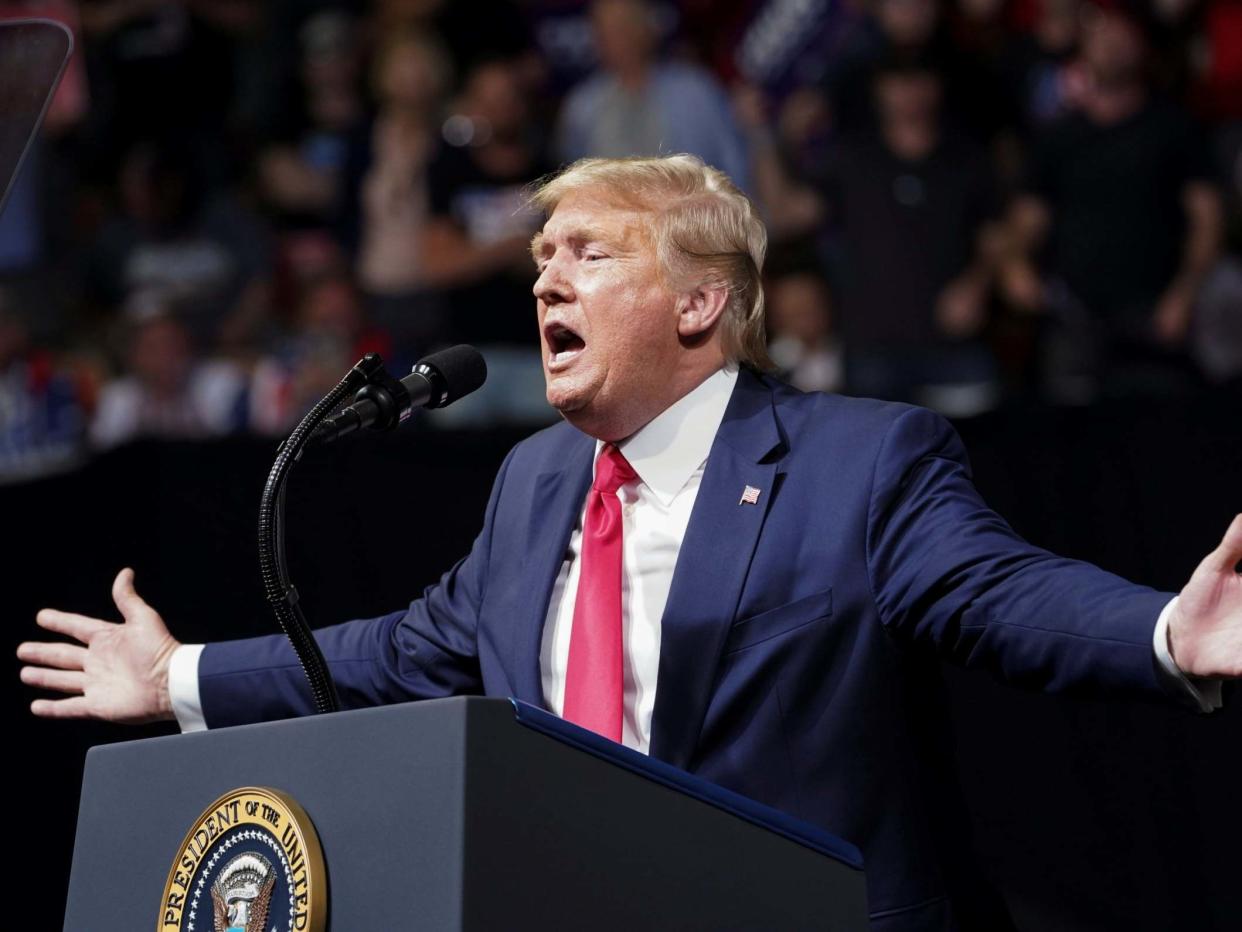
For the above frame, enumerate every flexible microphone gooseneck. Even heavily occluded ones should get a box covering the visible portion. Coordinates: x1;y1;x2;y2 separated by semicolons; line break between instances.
258;348;488;715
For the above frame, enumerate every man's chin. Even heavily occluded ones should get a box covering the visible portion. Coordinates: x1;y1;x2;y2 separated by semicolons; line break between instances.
548;386;612;436
547;393;586;415
544;376;591;414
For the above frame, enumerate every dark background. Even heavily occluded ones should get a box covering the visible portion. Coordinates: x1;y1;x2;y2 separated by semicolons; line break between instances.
7;390;1241;931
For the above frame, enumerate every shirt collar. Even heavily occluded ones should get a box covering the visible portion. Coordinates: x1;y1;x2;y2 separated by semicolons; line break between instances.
597;366;738;507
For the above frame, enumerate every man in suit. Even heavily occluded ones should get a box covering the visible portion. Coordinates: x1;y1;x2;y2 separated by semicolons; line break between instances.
18;155;1242;929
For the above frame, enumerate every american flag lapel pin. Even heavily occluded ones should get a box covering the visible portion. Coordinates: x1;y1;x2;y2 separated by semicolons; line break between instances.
739;485;761;506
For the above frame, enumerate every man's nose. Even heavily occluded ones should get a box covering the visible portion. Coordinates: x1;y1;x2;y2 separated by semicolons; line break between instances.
534;260;573;305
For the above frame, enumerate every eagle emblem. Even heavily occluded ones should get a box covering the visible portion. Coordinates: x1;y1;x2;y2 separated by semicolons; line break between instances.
210;852;275;932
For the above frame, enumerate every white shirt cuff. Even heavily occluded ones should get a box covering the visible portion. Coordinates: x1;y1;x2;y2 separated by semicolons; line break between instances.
1153;596;1223;713
168;643;208;732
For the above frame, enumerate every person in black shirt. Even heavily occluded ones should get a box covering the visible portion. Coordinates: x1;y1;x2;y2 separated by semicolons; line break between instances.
419;57;556;426
1002;1;1223;401
422;58;552;349
818;60;1002;414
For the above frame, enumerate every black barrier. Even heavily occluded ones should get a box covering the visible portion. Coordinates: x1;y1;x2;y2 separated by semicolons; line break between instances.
8;396;1241;929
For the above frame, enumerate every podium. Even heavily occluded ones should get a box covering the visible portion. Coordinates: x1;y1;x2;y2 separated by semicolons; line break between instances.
64;697;868;929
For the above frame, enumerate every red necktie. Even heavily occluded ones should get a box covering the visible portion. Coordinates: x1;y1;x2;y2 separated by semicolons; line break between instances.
563;443;637;741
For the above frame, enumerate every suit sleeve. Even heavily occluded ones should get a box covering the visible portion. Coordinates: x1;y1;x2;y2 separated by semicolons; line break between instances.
865;405;1182;701
198;446;517;727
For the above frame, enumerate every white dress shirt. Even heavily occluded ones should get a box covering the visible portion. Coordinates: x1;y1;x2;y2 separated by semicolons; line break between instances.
167;365;1219;734
539;366;738;752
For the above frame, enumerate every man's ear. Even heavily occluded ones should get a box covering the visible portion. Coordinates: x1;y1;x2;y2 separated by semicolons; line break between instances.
676;284;729;339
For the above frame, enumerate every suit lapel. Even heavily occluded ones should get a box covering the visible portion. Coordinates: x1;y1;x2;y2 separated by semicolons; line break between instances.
508;435;595;707
649;370;785;767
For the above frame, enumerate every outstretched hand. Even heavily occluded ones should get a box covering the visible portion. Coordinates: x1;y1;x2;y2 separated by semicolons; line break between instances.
1168;514;1242;679
17;568;180;724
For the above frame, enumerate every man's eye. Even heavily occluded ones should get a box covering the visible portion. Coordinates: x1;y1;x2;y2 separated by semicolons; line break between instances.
583;252;606;262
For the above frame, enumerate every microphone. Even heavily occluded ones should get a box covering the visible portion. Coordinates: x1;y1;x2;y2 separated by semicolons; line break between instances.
311;345;487;445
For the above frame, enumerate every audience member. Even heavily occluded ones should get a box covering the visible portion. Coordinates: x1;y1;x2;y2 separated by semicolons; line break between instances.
819;61;1002;415
417;57;552;424
765;265;843;394
1007;0;1088;131
732;83;826;245
392;59;553;429
89;295;247;448
826;0;943;134
420;58;546;343
1193;1;1242;121
828;0;1032;147
1192;257;1242;388
0;290;83;481
77;0;261;175
1190;127;1242;387
83;138;275;355
347;27;451;357
257;10;365;233
250;269;390;435
557;0;749;189
1146;0;1202;101
1002;1;1223;401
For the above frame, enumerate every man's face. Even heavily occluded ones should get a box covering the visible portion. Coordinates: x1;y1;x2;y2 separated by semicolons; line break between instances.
379;40;441;111
1081;9;1146;86
768;274;831;346
877;0;937;46
875;71;941;124
130;317;191;395
531;190;683;439
463;62;527;138
592;0;656;74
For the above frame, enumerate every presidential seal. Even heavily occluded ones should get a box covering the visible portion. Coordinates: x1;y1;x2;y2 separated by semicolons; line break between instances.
159;787;326;932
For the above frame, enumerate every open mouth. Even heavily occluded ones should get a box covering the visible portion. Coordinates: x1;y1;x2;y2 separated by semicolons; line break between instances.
544;321;586;368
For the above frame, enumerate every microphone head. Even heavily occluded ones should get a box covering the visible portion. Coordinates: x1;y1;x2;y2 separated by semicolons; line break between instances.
417;344;487;408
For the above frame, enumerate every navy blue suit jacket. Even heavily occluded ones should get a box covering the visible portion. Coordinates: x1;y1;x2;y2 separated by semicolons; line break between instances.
200;369;1178;928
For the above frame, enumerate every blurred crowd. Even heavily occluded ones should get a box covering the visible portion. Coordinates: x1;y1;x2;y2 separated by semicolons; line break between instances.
1;0;1241;482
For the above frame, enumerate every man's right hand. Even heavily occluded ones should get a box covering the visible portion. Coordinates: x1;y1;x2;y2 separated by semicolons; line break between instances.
16;568;180;724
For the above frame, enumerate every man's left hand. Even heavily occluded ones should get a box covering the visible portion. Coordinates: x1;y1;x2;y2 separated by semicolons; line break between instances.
1168;514;1242;678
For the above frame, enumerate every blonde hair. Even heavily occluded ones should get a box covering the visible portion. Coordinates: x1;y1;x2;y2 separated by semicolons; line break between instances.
530;154;771;369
